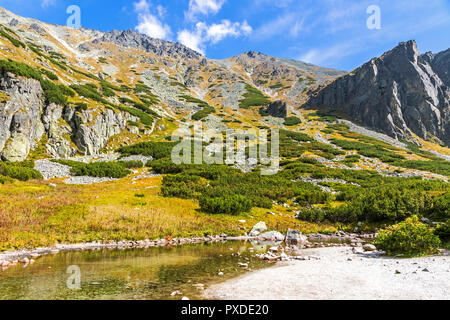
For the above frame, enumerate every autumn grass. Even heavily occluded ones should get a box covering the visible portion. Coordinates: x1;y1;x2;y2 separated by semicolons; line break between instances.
0;171;332;251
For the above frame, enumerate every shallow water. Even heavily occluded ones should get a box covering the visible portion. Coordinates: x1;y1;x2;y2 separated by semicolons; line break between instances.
0;241;271;300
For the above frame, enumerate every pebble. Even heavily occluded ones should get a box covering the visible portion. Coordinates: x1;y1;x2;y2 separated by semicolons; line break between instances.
363;244;377;252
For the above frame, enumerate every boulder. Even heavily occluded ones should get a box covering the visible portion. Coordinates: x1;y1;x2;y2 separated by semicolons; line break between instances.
249;222;267;237
285;229;308;245
363;244;377;252
258;231;285;241
259;100;287;118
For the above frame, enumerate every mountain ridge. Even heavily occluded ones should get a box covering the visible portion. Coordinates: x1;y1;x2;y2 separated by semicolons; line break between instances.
0;5;448;163
303;40;450;146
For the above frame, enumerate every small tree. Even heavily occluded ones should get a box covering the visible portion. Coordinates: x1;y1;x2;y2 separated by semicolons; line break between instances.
374;216;441;256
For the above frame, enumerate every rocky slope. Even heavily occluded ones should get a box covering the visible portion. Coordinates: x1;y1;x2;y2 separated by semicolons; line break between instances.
303;40;450;146
0;6;347;161
0;6;448;162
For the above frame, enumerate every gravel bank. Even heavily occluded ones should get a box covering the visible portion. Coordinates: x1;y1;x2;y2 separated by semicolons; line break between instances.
204;247;450;300
34;159;71;180
64;176;119;185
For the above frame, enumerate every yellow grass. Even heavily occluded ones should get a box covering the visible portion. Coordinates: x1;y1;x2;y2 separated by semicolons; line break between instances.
0;170;333;251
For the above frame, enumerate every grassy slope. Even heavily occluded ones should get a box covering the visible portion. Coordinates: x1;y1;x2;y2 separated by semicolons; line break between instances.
0;170;334;251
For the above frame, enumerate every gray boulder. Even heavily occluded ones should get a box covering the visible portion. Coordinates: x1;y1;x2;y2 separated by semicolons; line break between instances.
249;222;267;237
0;73;45;161
260;100;287;118
285;229;308;245
363;244;377;252
258;231;285;241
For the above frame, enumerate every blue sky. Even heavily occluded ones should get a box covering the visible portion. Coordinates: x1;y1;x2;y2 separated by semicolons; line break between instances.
1;0;449;71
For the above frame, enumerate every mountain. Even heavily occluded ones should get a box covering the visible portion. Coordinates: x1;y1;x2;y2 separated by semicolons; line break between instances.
0;6;346;161
0;6;448;163
303;40;450;146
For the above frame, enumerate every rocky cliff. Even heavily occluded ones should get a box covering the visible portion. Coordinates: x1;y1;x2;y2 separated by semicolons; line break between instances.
0;72;139;161
303;40;450;146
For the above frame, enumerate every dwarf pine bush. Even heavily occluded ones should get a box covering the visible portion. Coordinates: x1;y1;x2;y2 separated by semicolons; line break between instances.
374;216;441;256
199;195;252;215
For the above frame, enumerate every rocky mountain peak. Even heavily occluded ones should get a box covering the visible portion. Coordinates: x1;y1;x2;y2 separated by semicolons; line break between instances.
244;51;266;59
303;40;450;146
93;29;202;60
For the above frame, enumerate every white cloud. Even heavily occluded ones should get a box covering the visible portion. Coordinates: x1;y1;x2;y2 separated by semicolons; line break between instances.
186;0;226;21
156;5;166;18
136;14;172;40
41;0;56;8
178;28;205;53
133;0;172;40
177;20;252;54
134;0;150;12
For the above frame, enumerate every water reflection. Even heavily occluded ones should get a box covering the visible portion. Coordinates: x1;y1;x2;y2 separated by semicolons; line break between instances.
0;241;271;300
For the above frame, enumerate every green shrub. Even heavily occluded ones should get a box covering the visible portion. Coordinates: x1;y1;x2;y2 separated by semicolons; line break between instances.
296;190;333;205
280;130;313;142
57;84;75;97
342;154;361;164
434;222;450;243
192;105;215;121
69;84;109;105
161;174;207;199
0;28;26;48
0;59;42;79
70;67;98;80
70;162;130;178
41;69;58;81
284;117;302;126
199;195;252;215
296;208;326;223
40;79;68;105
118;160;144;168
134;83;154;95
331;139;405;163
308;112;338;123
394;160;450;177
0;162;42;181
74;102;88;111
239;84;271;109
269;83;283;89
0;175;14;184
118;141;176;159
374;216;441;256
116;105;154;126
0;59;73;105
429;193;450;220
296;183;436;224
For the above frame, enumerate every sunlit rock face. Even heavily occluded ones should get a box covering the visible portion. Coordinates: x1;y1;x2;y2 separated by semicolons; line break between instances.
304;40;450;146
